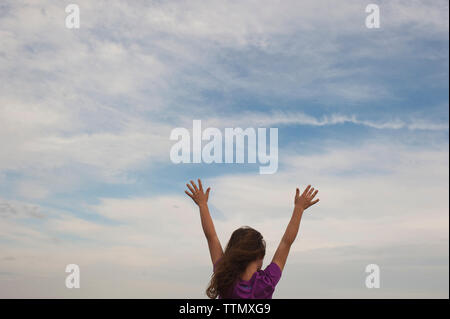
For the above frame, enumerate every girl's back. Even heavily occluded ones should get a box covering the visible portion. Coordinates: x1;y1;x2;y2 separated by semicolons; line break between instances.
214;261;282;299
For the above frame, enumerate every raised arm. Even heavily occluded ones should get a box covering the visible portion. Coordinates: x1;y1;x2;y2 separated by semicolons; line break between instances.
272;185;319;271
185;179;224;265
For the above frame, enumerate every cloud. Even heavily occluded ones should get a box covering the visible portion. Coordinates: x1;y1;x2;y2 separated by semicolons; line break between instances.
199;111;449;131
0;198;45;219
1;140;447;297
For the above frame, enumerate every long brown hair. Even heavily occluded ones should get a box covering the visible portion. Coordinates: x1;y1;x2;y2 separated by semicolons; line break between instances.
206;226;266;299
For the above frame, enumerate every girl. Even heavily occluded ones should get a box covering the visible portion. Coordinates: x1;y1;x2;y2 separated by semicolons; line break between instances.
185;179;319;299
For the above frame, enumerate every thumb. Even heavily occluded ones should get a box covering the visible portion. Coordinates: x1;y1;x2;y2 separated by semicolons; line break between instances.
206;187;211;200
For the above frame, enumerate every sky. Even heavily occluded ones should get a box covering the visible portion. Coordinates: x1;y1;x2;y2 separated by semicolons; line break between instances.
0;0;448;298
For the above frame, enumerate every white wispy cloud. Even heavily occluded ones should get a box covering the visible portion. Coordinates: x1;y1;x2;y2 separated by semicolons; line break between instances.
199;111;449;131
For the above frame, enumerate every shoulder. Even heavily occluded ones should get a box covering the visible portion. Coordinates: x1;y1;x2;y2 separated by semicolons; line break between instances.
253;262;282;292
256;262;282;284
246;262;282;299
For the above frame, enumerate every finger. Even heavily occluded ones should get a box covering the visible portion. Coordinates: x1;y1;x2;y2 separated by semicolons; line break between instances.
307;187;315;198
302;185;311;197
185;190;194;199
190;180;198;192
186;183;195;194
198;179;203;192
310;189;319;200
309;198;320;207
206;187;211;200
296;188;300;198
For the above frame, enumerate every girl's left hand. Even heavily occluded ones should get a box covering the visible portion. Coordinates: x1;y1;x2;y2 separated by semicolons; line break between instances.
185;179;210;206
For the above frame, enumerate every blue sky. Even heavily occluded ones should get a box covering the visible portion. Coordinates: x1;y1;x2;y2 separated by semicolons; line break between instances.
0;0;448;298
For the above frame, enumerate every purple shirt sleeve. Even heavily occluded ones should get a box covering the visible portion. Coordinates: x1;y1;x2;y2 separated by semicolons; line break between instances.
251;262;282;298
262;262;282;286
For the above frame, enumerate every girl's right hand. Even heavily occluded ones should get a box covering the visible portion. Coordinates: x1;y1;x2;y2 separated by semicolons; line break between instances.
294;185;319;210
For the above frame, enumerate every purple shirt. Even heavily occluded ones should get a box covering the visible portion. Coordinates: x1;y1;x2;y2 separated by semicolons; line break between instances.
213;261;282;299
